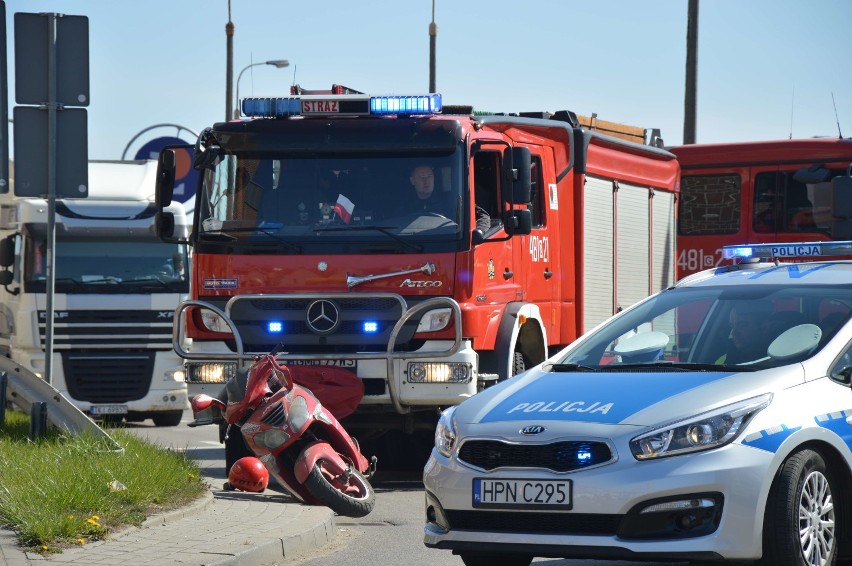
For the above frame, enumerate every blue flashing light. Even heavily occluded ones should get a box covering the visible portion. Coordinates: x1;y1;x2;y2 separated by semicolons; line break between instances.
241;93;442;119
242;97;301;118
722;241;852;260
723;246;754;259
363;321;379;333
267;321;284;334
370;94;442;115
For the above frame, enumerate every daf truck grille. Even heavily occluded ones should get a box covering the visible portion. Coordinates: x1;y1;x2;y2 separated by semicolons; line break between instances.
227;295;418;354
62;351;155;403
458;440;614;472
38;310;175;350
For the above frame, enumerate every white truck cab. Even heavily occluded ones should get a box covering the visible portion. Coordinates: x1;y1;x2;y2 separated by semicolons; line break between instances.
0;160;190;426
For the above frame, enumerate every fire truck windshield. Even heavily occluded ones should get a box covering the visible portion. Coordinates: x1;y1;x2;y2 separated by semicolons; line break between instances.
197;151;465;249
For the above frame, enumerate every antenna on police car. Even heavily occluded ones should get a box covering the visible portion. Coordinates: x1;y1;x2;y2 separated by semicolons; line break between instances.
832;92;843;139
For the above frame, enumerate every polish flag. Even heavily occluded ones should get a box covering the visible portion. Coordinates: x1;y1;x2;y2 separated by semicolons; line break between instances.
333;194;355;224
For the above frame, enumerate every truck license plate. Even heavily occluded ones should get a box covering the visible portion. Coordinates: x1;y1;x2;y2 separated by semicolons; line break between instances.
289;359;356;368
90;404;128;416
472;478;572;510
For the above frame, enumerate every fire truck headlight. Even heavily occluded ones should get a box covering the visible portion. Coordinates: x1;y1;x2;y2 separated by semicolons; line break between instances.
185;362;238;384
200;310;231;333
407;362;472;383
165;368;186;382
416;309;452;333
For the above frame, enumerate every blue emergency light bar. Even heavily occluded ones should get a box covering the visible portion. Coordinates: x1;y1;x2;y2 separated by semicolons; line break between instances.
241;93;442;118
722;241;852;260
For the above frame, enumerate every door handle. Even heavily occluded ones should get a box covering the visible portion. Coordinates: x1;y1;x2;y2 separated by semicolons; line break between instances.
503;269;513;280
543;269;553;279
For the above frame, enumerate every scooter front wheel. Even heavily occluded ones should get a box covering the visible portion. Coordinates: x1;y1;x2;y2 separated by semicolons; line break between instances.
303;460;375;518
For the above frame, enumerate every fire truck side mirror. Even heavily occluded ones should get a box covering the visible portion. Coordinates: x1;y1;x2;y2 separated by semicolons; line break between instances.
0;235;15;268
503;209;532;236
156;149;177;207
503;147;532;205
832;172;852;219
157;211;177;242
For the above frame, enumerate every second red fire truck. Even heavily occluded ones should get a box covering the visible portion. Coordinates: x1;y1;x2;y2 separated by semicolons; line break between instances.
154;87;679;440
673;137;852;277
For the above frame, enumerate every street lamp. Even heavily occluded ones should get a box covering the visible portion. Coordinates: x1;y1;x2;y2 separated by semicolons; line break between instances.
234;59;290;118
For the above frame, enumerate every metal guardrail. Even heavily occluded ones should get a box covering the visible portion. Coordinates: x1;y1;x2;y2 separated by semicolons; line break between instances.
0;357;122;450
172;294;464;414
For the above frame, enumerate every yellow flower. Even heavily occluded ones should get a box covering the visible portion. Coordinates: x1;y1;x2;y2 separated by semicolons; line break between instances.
77;538;86;545
67;515;75;520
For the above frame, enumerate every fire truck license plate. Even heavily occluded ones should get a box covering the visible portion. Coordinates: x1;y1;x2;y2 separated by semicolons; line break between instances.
90;404;128;416
472;478;573;510
289;359;356;368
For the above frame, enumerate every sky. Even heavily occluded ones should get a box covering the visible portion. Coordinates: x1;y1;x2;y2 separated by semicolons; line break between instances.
4;0;852;161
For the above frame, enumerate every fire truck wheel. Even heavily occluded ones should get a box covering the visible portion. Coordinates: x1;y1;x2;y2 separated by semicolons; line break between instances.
512;351;529;376
152;411;183;427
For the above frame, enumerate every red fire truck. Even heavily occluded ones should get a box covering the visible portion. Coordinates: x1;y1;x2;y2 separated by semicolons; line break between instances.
154;86;679;439
672;137;852;277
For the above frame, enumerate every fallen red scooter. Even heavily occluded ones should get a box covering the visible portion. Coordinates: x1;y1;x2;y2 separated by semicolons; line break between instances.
190;349;376;518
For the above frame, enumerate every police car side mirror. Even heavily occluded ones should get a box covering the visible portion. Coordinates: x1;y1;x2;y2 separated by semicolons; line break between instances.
829;366;852;387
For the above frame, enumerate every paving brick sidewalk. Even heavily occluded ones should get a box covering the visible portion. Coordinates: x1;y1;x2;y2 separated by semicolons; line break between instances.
0;480;335;566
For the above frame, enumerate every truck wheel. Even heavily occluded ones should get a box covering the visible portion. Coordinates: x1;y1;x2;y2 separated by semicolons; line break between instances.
152;410;183;427
303;459;375;518
759;449;838;566
512;351;528;376
460;553;532;566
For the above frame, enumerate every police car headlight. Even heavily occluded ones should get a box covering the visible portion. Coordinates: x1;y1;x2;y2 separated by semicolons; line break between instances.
630;393;771;460
435;406;458;458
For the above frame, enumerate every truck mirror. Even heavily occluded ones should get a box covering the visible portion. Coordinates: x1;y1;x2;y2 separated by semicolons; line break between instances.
832;174;852;219
157;211;176;242
156;149;177;208
503;208;532;236
0;270;11;286
0;235;14;268
503;147;532;205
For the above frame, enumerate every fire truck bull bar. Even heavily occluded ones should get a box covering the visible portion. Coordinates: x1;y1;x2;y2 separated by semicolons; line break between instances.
172;295;464;414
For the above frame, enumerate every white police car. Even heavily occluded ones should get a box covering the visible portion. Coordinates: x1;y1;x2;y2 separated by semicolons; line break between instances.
424;241;852;566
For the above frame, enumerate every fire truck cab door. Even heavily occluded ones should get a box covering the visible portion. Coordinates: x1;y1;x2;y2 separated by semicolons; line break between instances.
514;146;558;339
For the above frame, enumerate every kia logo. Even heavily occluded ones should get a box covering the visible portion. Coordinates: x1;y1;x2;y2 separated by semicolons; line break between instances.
520;425;546;435
305;299;340;334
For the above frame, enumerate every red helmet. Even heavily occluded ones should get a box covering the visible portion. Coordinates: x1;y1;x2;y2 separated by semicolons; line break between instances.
228;457;269;492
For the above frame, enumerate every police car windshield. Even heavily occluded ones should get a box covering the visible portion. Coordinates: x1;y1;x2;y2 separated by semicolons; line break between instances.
558;283;852;371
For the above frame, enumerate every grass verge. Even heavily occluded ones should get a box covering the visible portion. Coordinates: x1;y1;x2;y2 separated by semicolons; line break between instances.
0;409;206;554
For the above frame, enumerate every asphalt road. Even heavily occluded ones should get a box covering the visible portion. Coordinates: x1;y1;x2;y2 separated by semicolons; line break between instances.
123;415;689;566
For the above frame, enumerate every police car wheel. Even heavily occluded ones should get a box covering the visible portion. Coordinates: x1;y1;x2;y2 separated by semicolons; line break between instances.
760;449;837;566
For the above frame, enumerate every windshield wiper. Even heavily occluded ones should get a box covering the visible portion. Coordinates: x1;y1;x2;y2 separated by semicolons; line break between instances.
547;363;600;372
199;227;301;251
53;277;85;291
314;225;423;252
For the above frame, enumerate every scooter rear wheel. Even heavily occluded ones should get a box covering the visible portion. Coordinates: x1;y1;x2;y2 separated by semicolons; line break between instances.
303;460;375;518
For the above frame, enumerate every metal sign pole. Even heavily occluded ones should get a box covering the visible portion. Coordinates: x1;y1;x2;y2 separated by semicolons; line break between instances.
44;13;57;385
